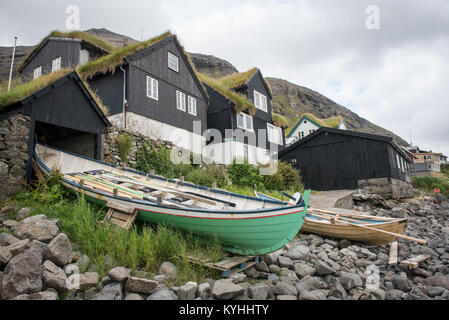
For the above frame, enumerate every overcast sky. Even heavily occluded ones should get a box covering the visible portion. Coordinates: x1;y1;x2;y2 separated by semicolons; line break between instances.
1;0;448;156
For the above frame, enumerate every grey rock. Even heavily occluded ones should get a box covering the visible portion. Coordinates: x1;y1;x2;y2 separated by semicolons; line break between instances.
0;246;12;265
338;239;351;249
279;268;299;282
299;291;319;300
423;275;449;290
248;282;270;300
108;266;131;282
91;282;122;300
78;272;99;291
329;280;347;299
392;275;410;292
365;288;386;300
125;293;144;300
14;217;59;242
231;272;247;283
16;208;32;221
267;274;279;285
6;238;30;256
309;289;328;300
28;240;47;256
2;220;19;228
268;264;281;273
42;260;67;292
158;261;177;278
301;277;328;290
212;279;244;300
263;249;284;265
424;286;445;297
274;281;298;296
177;281;198;300
244;266;260;279
277;256;294;269
339;271;363;290
12;290;58;300
197;282;211;299
0;233;20;246
125;276;158;294
285;245;309;260
46;233;73;266
255;261;270;273
316;260;336;276
294;262;315;278
1;249;43;299
276;294;297;300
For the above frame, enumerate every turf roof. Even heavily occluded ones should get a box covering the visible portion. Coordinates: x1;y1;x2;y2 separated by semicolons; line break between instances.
17;30;115;72
271;113;289;128
77;31;173;80
0;69;109;116
286;113;343;137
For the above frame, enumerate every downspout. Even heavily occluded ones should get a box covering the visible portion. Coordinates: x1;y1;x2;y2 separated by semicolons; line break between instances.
120;65;126;129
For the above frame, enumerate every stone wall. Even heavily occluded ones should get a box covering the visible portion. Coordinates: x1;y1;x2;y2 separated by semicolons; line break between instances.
357;177;414;200
0;114;30;200
103;126;175;168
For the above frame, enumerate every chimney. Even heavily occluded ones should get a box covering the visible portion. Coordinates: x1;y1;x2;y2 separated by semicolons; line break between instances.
123;37;129;47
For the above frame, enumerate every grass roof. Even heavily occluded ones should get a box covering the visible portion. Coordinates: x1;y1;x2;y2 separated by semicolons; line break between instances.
220;67;258;90
271;113;289;128
78;31;173;80
301;113;342;128
18;30;115;71
0;69;109;116
198;73;257;115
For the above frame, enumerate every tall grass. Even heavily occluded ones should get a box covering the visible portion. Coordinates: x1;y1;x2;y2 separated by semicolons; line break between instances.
412;176;449;196
9;179;225;284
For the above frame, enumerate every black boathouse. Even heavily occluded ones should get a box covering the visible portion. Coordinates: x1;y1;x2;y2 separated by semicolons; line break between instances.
278;127;413;199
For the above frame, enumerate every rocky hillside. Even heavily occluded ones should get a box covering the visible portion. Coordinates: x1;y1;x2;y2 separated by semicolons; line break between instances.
0;28;408;145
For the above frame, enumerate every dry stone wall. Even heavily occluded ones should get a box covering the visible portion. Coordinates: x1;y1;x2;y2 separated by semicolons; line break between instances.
0;114;30;200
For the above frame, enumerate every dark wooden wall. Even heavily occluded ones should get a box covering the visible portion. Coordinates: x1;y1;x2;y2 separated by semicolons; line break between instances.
279;131;409;191
127;39;207;134
21;39;81;79
89;70;125;116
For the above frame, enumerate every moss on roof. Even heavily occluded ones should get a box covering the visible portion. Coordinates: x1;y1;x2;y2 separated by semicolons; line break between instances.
286;113;343;136
198;73;257;115
77;31;173;80
0;69;109;116
271;113;289;128
219;67;259;90
0;69;72;109
18;30;115;71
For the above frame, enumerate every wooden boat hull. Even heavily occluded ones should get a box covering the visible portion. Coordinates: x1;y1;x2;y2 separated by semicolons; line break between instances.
302;217;408;245
34;144;310;256
254;191;408;245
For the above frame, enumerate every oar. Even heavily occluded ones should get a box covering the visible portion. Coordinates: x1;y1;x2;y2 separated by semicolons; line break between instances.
307;211;426;244
310;208;398;222
103;171;226;207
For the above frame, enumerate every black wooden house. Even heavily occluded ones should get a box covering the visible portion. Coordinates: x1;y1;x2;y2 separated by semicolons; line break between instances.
278;127;413;198
0;71;111;184
17;32;111;81
85;33;209;152
202;68;285;164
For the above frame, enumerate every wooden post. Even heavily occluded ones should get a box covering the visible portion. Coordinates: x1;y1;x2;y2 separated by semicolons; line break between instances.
180;176;184;182
388;241;398;265
113;188;118;197
79;179;84;188
212;182;217;189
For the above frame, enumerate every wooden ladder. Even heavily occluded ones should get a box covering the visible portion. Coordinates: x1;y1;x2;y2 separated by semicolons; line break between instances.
102;201;138;230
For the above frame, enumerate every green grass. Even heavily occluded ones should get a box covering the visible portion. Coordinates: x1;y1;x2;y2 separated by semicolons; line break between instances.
412;176;449;196
17;30;115;72
271;113;289;128
78;31;173;80
6;179;226;285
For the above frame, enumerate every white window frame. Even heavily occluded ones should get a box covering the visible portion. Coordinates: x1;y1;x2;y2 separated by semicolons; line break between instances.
188;96;197;116
33;66;42;80
146;76;159;101
168;51;179;72
237;112;253;132
52;56;61;72
267;123;283;145
176;90;186;111
253;90;268;112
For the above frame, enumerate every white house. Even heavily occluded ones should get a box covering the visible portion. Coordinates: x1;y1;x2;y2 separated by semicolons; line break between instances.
285;113;346;146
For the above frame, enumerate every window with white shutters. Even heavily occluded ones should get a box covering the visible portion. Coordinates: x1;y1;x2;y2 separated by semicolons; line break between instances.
188;96;197;116
33;66;42;79
146;76;158;100
52;56;61;72
176;90;186;111
237;113;253;131
267;123;283;145
254;90;267;112
168;52;179;72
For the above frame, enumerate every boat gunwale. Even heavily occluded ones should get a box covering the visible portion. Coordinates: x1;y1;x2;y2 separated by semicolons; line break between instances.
34;144;289;206
34;146;309;216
